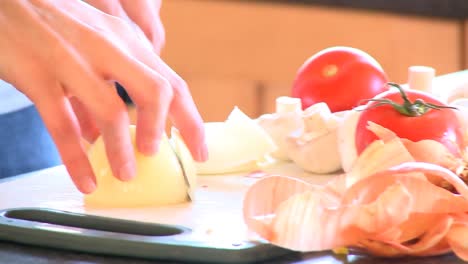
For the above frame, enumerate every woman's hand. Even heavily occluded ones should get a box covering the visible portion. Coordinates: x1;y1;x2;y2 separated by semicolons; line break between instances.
0;0;207;193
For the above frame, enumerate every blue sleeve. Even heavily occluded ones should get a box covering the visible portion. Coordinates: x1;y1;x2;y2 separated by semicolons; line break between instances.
0;106;61;178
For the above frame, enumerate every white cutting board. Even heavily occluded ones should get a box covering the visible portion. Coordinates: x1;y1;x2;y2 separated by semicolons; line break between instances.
0;162;334;244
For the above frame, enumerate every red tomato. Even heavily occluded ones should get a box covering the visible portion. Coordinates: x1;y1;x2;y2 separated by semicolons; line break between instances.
355;84;464;156
291;46;388;112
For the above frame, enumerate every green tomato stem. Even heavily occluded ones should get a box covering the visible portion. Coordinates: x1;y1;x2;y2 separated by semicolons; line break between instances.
359;83;457;117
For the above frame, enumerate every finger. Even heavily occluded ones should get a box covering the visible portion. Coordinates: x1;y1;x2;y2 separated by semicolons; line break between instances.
100;53;173;156
63;72;135;182
84;0;130;21
69;96;100;142
123;47;206;161
39;0;171;158
168;77;208;162
80;18;173;156
57;44;136;184
120;0;165;53
31;1;137;182
105;27;205;161
93;19;206;162
82;0;155;52
130;53;208;162
0;1;98;193
33;85;97;194
66;75;135;182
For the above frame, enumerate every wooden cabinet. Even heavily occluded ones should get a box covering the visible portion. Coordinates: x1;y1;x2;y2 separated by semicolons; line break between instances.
160;0;463;120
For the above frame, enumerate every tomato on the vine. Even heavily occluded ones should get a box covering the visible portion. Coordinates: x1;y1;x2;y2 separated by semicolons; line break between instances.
355;83;464;156
291;46;388;112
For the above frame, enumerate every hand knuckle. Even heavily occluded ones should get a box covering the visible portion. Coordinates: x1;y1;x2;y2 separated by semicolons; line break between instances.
140;78;173;106
98;99;127;126
159;78;174;100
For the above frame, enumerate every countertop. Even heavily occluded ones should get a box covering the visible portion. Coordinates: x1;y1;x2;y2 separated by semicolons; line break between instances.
238;0;468;19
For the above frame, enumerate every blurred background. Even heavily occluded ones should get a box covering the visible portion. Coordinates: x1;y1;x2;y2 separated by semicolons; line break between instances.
157;0;468;121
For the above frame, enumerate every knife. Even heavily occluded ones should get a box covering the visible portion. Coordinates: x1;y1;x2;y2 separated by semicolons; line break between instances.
169;134;193;201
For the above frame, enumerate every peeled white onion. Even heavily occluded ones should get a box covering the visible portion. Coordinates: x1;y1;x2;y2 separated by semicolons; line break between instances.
84;125;195;208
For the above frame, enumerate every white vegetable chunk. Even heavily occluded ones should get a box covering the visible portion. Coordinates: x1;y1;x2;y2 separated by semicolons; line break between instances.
285;103;343;174
257;96;304;160
275;96;302;114
407;66;435;93
195;107;277;175
337;109;361;173
446;82;468;103
449;99;468;148
84;126;195;208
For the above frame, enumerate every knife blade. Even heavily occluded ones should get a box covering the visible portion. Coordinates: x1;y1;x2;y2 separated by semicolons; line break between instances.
169;138;193;201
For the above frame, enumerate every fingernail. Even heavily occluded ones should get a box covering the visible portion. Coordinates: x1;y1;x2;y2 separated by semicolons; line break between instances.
81;180;97;194
196;143;209;162
73;166;97;194
119;161;136;181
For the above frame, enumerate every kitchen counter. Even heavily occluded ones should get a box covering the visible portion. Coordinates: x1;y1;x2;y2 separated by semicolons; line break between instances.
238;0;468;19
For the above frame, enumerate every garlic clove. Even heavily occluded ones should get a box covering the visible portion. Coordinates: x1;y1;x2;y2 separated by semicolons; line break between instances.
256;96;304;161
337;109;361;173
302;102;332;134
449;99;468;148
447;82;468;103
282;101;343;174
257;112;304;161
275;96;302;114
407;66;435;93
285;127;342;174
